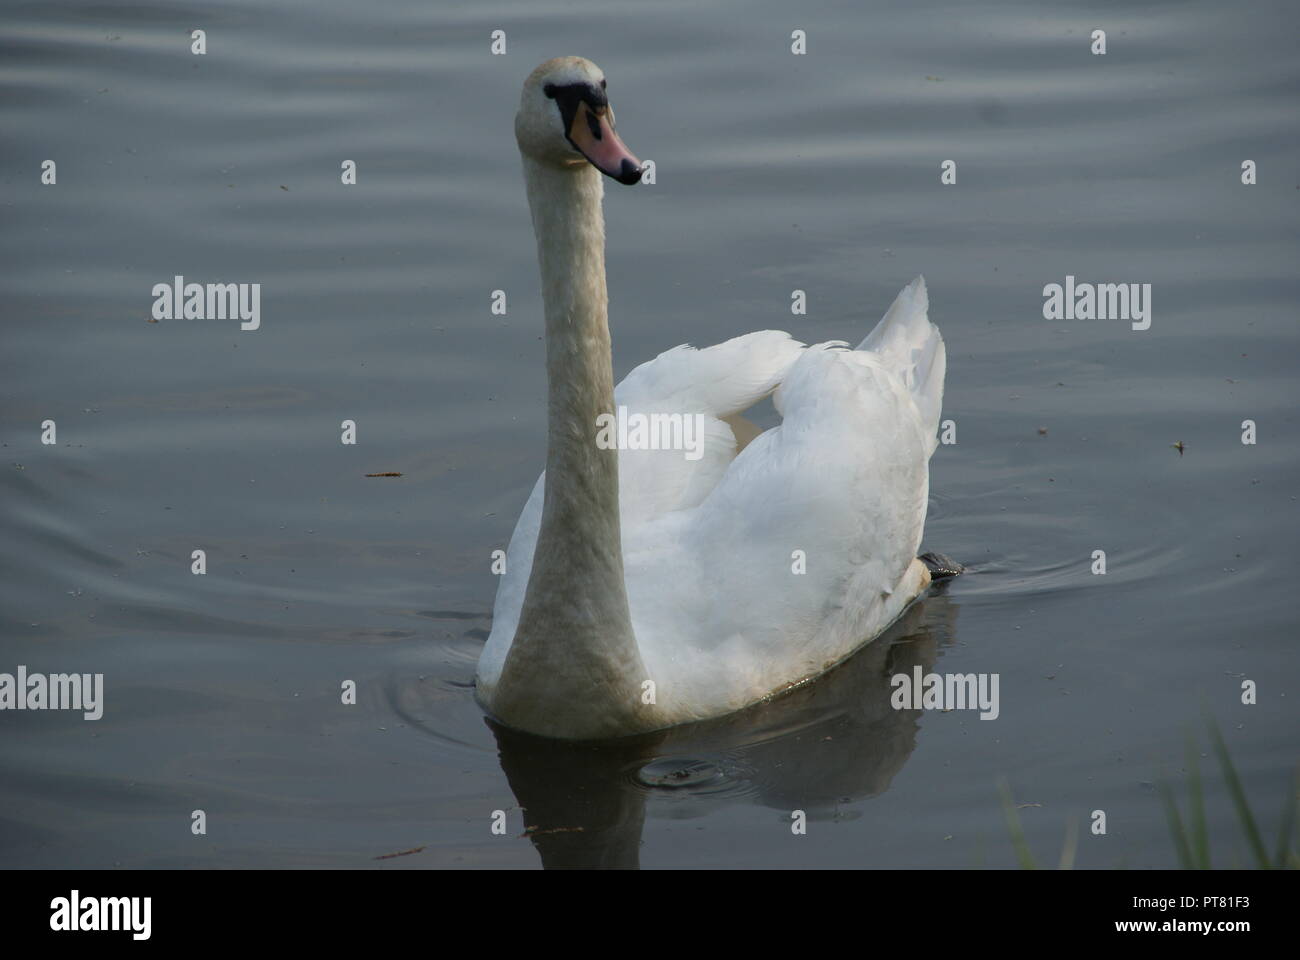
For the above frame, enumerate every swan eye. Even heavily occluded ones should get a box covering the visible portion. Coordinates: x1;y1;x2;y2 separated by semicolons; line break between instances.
542;81;607;109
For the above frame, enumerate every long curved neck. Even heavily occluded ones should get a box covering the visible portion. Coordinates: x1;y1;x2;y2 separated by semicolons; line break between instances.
528;159;618;510
492;157;648;739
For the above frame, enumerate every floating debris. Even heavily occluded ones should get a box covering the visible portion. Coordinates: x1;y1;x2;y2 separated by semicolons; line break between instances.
1171;441;1185;456
365;472;403;477
373;845;426;860
521;825;586;838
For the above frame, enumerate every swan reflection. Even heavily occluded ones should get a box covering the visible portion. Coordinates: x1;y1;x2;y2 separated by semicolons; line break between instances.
489;592;958;868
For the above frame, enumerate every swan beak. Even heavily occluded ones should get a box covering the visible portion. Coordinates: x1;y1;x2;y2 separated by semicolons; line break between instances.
569;101;643;185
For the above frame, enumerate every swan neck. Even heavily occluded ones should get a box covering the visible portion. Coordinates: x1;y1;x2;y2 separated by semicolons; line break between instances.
492;158;648;739
528;161;614;402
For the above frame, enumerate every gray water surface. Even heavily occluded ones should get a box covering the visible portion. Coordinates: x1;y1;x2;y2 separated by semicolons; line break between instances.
1;0;1297;868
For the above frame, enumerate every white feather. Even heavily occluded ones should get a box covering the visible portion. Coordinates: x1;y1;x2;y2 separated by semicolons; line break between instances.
479;277;945;723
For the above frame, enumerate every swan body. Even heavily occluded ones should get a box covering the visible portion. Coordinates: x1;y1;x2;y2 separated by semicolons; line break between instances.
475;57;947;740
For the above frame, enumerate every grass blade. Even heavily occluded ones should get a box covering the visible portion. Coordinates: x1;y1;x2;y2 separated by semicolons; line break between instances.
1157;774;1193;870
1186;735;1209;869
1057;815;1079;871
1205;715;1269;868
998;778;1037;870
1274;766;1298;870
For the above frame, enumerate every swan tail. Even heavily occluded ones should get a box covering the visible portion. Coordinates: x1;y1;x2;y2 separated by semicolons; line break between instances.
857;275;945;452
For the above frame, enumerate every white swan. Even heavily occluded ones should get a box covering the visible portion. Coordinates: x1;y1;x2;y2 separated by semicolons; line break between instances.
476;57;948;740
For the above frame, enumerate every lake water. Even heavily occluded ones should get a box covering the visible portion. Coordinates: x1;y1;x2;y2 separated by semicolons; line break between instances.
1;0;1296;868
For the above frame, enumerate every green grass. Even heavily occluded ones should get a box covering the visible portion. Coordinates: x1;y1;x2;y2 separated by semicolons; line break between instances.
998;778;1077;870
1002;715;1298;869
1159;715;1298;869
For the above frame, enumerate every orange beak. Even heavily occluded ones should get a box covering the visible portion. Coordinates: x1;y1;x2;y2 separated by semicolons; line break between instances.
567;101;643;185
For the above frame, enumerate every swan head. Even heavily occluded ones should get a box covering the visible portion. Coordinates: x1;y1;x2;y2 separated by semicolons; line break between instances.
516;57;643;185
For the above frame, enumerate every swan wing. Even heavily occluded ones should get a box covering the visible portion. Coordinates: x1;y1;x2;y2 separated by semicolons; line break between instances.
623;277;945;721
612;330;805;518
478;329;805;690
616;329;805;419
